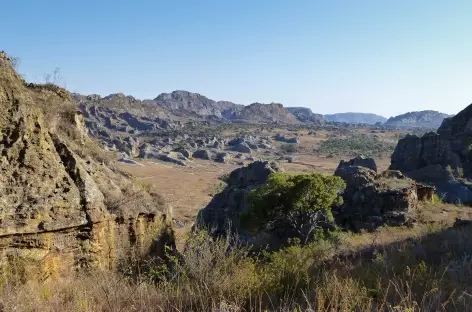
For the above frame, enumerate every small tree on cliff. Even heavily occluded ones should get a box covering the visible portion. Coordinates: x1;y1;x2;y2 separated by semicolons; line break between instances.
245;172;345;244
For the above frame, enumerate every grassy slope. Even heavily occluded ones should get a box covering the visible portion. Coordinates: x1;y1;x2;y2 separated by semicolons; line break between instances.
1;201;471;311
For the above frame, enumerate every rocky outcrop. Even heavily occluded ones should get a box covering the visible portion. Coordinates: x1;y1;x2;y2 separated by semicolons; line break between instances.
233;142;252;154
287;107;324;124
229;103;299;124
390;104;472;203
335;157;434;231
154;90;244;119
215;152;231;163
336;155;377;172
196;161;282;247
385;110;450;129
0;52;174;280
193;149;212;160
274;133;299;144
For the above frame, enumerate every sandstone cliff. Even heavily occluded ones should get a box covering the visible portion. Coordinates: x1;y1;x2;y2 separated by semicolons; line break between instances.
0;51;174;281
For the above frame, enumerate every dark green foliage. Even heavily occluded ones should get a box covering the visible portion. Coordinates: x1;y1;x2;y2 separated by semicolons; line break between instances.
280;143;299;154
315;134;396;157
244;172;345;244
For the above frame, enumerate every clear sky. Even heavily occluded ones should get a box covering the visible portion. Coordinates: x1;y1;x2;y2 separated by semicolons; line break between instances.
2;0;471;117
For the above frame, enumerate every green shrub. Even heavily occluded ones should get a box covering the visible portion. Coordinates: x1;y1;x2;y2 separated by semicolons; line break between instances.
243;172;345;244
315;134;396;157
280;143;299;154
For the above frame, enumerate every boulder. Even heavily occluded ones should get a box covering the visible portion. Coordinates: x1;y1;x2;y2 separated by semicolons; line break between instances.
233;142;252;154
337;155;377;172
155;152;188;166
196;161;283;248
334;157;431;231
215;152;231;163
173;146;192;159
193;149;212;160
122;136;140;157
274;133;299;144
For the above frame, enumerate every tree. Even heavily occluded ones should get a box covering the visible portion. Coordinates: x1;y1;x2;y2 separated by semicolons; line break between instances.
244;172;345;244
9;56;20;71
43;67;63;86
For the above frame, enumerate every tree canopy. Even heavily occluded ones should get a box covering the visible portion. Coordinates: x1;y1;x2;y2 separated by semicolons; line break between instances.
244;172;346;244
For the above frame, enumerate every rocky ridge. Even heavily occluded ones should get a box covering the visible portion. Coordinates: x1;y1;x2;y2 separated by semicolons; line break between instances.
0;51;174;280
286;107;324;124
385;110;450;129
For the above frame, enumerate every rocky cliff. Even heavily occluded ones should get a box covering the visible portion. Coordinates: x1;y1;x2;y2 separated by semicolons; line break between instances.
230;103;299;124
390;104;472;203
0;51;174;281
385;110;450;129
76;90;303;126
286;107;324;124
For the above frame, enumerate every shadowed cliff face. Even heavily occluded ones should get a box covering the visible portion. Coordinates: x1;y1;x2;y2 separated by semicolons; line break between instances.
390;104;472;203
0;51;174;280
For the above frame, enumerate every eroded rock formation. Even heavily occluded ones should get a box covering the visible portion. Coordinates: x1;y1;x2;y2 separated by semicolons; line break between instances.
390;104;472;203
334;158;434;231
0;51;174;280
196;161;283;248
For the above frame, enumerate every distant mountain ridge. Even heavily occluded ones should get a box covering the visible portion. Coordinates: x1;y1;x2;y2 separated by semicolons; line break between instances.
385;110;450;129
324;112;387;124
73;90;305;134
74;90;451;130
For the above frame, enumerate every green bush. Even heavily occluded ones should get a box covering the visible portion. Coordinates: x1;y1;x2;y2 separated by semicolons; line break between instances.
315;134;396;157
243;172;345;244
280;143;299;154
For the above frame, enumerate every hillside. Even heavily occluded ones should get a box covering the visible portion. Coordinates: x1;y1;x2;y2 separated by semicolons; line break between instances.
75;90;302;126
230;102;299;124
385;110;450;128
0;51;173;279
324;112;387;124
286;107;324;124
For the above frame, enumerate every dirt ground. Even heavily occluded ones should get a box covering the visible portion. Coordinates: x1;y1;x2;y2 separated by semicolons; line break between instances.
118;160;238;223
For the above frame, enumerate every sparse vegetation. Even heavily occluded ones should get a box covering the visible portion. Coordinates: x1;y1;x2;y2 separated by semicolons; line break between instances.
1;220;471;311
8;55;20;71
315;134;397;157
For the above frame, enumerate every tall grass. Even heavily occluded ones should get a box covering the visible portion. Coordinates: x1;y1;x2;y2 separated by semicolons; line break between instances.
1;225;471;311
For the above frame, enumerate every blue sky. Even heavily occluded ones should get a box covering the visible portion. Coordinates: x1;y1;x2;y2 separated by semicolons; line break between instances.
2;0;471;117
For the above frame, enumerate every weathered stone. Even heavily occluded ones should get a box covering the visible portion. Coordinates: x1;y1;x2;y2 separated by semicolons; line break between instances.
193;149;212;160
334;157;430;231
337;155;377;172
233;142;252;153
155;152;188;166
172;146;192;158
274;133;299;144
196;161;282;248
389;104;472;204
0;52;175;279
215;152;231;163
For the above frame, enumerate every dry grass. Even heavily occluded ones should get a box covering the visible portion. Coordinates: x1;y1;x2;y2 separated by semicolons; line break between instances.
117;160;237;223
1;221;471;311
